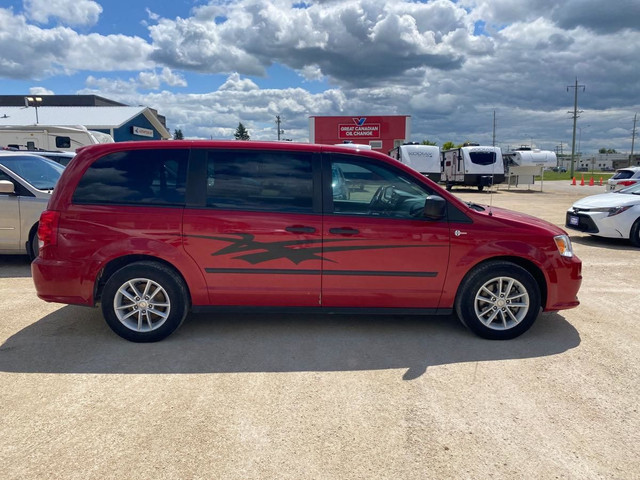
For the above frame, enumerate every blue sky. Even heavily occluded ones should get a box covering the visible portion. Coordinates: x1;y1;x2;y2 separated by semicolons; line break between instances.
1;0;639;153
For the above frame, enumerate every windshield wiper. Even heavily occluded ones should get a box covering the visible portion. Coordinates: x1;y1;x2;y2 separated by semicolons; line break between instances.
465;201;485;211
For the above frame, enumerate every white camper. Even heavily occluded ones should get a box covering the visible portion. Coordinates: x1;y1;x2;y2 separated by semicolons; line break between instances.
0;125;114;152
503;148;557;172
388;143;441;182
503;147;557;189
441;145;505;191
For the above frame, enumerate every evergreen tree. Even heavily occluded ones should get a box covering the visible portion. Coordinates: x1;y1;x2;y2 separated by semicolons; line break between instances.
234;123;250;140
173;128;184;140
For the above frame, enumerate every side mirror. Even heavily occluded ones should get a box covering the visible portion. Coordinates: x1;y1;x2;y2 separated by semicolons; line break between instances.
424;195;446;220
0;180;15;195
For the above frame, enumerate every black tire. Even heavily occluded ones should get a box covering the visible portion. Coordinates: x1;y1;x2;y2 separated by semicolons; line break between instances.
101;261;189;342
630;218;640;248
28;227;39;261
446;182;452;191
477;185;484;192
455;261;541;340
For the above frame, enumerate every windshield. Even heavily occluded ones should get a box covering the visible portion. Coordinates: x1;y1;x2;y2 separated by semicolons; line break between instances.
617;183;640;195
0;155;65;190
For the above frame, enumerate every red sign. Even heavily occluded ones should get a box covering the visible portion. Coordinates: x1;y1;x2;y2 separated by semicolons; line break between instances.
310;115;410;153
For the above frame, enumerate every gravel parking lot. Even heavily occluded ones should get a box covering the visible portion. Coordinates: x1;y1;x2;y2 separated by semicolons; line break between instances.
1;181;638;479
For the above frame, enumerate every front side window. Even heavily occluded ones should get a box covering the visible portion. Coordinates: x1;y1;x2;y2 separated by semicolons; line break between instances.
330;155;432;219
206;150;313;213
73;149;189;205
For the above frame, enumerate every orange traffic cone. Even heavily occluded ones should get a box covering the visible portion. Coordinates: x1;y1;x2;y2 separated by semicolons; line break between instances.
571;177;576;185
589;176;594;186
580;175;585;186
600;177;603;186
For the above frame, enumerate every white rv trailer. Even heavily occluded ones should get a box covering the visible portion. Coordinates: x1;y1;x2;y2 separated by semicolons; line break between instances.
441;145;505;191
0;125;114;152
388;143;441;182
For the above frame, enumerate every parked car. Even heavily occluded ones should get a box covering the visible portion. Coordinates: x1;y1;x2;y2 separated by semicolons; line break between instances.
566;183;640;247
32;151;76;166
1;147;76;166
32;141;582;342
607;166;640;191
0;152;65;258
552;166;567;173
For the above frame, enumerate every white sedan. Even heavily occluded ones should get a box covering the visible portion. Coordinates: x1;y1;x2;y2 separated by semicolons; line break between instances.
566;183;640;247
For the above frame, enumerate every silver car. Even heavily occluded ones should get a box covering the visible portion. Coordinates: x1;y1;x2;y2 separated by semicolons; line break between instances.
0;152;64;258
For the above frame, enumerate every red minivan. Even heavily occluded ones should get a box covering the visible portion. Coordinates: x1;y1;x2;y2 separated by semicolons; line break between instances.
32;141;581;342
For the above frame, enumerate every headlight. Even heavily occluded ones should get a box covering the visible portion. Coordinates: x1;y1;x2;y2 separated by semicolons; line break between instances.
589;206;632;217
554;234;573;258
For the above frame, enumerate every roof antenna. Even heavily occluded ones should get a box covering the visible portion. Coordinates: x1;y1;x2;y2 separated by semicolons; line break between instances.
488;110;497;216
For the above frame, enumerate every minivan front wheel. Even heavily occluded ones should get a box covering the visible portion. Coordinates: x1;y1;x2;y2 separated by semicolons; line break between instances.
455;262;541;340
101;262;189;342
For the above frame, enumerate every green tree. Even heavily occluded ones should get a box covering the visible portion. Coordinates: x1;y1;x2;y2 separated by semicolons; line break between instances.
234;122;250;140
173;128;184;140
599;147;618;154
442;141;457;150
421;139;438;146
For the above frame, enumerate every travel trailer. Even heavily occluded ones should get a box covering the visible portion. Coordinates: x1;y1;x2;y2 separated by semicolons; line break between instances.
0;125;113;152
441;144;505;191
388;143;441;182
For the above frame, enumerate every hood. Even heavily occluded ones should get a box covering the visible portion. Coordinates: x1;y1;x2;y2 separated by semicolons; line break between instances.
472;204;566;235
572;192;640;209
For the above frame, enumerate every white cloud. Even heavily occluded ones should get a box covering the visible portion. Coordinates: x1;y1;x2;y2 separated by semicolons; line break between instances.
138;68;187;90
1;1;639;154
219;73;259;91
0;9;152;79
29;86;55;95
24;0;102;26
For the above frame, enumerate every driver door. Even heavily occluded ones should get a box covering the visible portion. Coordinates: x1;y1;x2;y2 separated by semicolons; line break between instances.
0;170;21;251
321;154;451;310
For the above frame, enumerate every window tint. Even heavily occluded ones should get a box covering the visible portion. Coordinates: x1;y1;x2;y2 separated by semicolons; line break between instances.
330;154;432;219
468;151;496;165
73;149;189;206
206;150;313;213
613;170;634;179
55;137;71;149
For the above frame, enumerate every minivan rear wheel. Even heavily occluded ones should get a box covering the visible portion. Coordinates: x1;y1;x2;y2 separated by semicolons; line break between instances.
455;262;541;340
101;262;189;342
28;228;39;261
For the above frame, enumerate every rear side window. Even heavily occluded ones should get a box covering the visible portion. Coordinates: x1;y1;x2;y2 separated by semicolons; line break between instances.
205;150;313;213
73;149;189;206
613;170;634;179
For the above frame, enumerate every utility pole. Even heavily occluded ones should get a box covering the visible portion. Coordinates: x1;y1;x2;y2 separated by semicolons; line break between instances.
275;115;284;141
567;78;585;179
492;110;496;147
631;113;637;167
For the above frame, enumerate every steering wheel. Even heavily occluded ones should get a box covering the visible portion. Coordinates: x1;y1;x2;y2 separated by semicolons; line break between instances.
368;185;395;214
